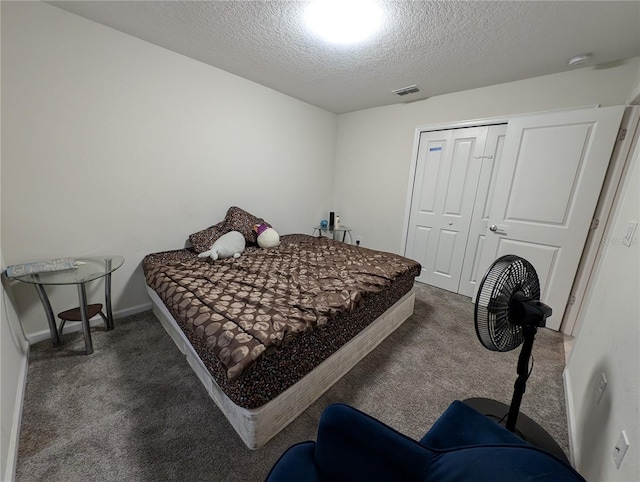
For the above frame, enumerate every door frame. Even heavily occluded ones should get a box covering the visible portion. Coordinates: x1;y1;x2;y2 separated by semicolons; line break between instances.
400;105;625;334
562;105;640;335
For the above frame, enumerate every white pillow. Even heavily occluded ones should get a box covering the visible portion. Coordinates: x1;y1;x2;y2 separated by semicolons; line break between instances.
197;231;246;261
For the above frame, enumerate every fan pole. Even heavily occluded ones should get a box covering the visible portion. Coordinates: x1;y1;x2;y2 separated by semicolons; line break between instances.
505;325;537;432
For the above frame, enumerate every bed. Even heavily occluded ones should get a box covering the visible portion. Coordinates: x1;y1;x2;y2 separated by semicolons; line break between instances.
142;209;420;449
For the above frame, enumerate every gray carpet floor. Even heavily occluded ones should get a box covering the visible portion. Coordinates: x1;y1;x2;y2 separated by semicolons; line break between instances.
16;282;569;481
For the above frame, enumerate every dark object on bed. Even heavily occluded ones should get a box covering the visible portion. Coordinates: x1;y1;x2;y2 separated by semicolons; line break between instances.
265;401;585;482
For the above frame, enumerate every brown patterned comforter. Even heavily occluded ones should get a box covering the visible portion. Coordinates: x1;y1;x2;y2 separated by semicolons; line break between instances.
144;234;421;381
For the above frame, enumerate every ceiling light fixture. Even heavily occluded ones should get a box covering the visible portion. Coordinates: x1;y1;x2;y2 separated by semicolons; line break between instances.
304;0;383;45
567;53;592;67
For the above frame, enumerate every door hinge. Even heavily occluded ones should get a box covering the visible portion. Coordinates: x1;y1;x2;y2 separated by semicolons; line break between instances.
590;218;600;230
568;294;577;306
617;128;627;142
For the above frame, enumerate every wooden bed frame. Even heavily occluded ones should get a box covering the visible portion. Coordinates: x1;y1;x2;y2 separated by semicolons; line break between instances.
146;286;415;449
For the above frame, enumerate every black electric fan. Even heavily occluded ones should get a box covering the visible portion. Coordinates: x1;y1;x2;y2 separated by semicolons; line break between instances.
463;254;567;461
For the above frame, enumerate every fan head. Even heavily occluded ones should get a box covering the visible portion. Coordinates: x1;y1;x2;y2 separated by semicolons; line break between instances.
474;255;542;352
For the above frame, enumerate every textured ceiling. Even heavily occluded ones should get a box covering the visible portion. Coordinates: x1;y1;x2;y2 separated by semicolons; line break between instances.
49;1;640;114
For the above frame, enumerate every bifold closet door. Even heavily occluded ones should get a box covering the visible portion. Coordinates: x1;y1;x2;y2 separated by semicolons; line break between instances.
457;124;508;297
405;126;490;291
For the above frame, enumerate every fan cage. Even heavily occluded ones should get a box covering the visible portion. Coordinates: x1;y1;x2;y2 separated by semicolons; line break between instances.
475;255;540;352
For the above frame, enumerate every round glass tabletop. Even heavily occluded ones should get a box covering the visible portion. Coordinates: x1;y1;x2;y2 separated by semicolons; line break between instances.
11;255;124;285
313;225;351;232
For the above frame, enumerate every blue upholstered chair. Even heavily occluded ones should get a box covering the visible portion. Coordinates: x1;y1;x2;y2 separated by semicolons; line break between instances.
265;401;585;482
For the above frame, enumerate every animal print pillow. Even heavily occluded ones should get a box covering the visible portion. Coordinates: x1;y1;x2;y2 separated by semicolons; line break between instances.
189;221;227;253
222;206;267;246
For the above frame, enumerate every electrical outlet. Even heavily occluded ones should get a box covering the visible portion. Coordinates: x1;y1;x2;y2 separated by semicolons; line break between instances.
597;372;607;404
355;236;362;246
613;430;629;469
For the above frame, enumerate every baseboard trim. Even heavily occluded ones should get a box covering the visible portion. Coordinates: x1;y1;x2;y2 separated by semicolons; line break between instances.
4;343;30;482
25;302;153;345
563;368;577;467
115;302;152;319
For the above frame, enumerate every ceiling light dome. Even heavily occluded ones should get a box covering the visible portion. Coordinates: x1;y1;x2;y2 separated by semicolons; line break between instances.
305;0;383;45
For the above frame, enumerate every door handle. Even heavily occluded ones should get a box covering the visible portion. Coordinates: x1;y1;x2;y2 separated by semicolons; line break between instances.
489;224;507;234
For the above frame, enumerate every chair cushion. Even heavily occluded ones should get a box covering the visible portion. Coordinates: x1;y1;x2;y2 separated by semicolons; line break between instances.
420;400;527;449
313;404;431;482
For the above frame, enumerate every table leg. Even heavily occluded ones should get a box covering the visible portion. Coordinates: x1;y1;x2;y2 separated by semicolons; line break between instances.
104;271;114;331
77;283;94;355
34;284;63;347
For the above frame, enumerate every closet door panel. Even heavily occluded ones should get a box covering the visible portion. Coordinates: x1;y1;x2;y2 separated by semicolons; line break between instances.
458;124;507;297
406;127;488;291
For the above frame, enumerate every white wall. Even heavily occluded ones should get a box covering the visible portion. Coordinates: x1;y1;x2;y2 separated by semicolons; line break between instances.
564;132;639;481
333;57;640;254
1;5;31;476
1;2;337;338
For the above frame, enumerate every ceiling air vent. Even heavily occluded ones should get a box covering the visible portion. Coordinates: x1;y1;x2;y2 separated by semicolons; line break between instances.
392;85;420;96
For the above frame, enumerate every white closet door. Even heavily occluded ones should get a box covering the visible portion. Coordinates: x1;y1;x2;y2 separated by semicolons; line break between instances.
406;126;489;291
477;106;624;330
457;124;508;297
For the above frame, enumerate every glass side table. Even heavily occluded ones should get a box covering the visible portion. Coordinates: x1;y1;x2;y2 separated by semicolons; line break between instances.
11;255;124;355
313;225;352;243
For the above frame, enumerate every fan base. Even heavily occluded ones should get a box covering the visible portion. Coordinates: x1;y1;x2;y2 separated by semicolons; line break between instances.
463;397;568;462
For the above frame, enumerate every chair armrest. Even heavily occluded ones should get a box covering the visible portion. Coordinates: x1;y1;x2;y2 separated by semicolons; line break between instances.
313;404;431;482
265;442;323;482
